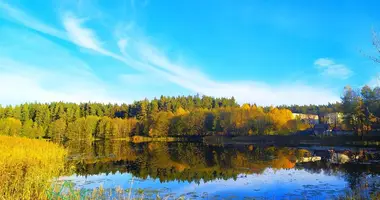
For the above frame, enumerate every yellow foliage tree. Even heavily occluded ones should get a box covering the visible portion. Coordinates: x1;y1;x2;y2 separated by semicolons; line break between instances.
268;108;293;133
241;103;251;110
174;107;188;116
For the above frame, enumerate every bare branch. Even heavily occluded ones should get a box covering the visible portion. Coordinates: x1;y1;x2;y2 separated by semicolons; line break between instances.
369;55;380;64
372;29;380;55
363;28;380;65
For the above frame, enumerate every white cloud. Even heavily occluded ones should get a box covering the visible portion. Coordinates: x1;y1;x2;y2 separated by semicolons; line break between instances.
368;75;380;87
0;3;341;105
0;25;122;105
117;38;129;55
62;13;106;53
116;38;340;105
314;58;353;79
0;58;121;105
314;58;334;67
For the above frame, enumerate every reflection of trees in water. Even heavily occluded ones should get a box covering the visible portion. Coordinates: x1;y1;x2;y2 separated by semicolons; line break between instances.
298;160;380;193
65;141;380;186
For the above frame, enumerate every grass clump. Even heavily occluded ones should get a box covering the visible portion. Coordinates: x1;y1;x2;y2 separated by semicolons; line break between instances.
48;183;172;200
0;135;67;200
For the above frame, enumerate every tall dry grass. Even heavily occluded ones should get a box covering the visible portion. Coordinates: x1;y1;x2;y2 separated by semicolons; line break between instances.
0;135;67;200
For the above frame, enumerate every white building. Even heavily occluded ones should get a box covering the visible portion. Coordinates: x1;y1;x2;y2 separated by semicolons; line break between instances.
292;113;319;125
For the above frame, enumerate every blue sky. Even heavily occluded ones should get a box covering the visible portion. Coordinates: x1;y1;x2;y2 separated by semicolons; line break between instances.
0;0;379;105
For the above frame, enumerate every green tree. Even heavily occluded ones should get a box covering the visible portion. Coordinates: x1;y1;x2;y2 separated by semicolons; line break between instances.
66;116;99;141
97;116;117;140
0;118;22;136
49;118;67;142
53;102;66;120
12;105;21;120
83;116;99;140
35;104;51;135
342;86;366;135
149;111;173;137
20;104;30;123
113;118;137;138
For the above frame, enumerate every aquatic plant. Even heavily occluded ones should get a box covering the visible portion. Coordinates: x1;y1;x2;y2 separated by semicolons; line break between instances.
47;180;176;200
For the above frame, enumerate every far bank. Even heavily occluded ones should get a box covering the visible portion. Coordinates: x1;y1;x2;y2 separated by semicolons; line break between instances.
203;135;380;147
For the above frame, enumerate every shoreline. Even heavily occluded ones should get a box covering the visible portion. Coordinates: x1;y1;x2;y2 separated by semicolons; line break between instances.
203;135;380;147
63;134;380;147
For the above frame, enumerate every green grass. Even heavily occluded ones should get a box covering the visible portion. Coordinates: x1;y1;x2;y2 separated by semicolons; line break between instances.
0;135;67;200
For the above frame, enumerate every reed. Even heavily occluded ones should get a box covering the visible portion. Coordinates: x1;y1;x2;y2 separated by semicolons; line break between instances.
47;181;174;200
0;135;67;200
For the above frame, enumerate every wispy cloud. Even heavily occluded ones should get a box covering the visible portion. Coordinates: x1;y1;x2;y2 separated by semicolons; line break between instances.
0;1;66;40
314;58;353;79
63;13;105;53
0;2;341;105
131;41;340;105
314;58;335;67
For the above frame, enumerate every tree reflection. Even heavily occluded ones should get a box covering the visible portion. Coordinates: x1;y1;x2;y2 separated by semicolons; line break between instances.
65;141;380;187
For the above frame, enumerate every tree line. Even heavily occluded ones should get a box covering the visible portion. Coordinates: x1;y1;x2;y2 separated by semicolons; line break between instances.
0;85;379;141
0;95;310;141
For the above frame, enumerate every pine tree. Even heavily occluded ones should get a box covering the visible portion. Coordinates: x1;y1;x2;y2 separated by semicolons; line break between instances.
20;104;30;123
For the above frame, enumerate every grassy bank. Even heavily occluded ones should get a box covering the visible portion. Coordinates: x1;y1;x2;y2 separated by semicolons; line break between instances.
0;136;67;200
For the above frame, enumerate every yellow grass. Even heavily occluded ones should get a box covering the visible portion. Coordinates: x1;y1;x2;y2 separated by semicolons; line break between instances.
0;135;67;200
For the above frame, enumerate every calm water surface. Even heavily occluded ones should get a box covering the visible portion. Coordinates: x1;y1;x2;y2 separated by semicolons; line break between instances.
59;141;380;199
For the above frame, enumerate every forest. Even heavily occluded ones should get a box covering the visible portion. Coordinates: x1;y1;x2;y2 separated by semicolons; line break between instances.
0;85;379;142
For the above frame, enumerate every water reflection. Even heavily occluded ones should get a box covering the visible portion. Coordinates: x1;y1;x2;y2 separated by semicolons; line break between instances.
62;141;380;199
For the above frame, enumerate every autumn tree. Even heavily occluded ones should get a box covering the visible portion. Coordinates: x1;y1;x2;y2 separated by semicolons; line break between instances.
149;111;173;137
268;108;293;134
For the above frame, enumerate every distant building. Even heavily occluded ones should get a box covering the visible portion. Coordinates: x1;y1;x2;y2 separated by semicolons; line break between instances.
324;112;344;126
292;113;319;125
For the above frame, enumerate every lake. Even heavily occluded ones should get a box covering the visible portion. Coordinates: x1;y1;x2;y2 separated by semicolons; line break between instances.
58;141;380;199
